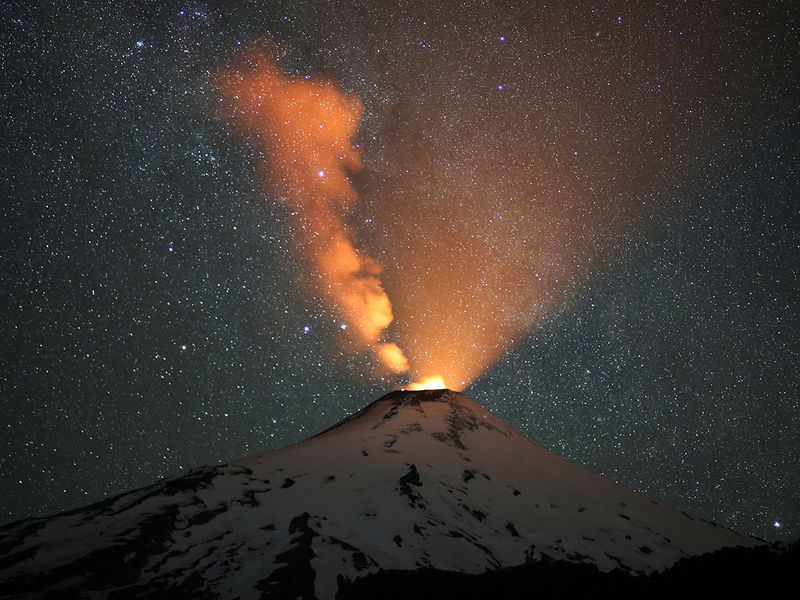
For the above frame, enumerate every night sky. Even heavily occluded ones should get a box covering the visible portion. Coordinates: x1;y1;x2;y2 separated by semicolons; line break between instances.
1;1;798;543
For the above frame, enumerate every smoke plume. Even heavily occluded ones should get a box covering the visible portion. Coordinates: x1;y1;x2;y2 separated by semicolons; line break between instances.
220;49;408;374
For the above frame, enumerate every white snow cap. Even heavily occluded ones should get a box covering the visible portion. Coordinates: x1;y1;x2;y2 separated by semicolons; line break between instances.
0;388;762;600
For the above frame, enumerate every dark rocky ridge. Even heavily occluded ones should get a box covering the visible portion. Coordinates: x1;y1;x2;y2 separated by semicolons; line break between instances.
337;542;800;599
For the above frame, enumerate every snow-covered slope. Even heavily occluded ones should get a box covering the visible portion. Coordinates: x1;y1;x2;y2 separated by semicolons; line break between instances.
0;389;761;598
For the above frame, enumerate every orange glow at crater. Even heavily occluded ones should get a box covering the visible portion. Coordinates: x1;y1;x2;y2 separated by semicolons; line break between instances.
407;375;448;391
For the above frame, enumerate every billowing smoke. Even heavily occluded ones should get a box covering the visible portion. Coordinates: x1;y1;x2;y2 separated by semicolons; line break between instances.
219;27;748;394
220;49;408;374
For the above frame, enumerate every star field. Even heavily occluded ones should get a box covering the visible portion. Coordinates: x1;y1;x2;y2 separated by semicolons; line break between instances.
1;1;798;542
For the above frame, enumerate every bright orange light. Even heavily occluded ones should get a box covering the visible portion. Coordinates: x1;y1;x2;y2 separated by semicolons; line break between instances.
407;375;447;390
377;342;410;373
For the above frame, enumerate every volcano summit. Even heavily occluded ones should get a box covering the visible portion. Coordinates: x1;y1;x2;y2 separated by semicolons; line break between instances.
0;390;761;598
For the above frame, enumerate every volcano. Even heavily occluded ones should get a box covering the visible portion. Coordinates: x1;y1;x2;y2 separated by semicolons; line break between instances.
0;389;761;598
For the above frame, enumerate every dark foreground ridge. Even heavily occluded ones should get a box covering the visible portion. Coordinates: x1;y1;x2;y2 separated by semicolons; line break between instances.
337;542;800;600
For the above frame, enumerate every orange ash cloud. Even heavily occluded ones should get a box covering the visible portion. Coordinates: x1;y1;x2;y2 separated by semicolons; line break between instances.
220;49;408;374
